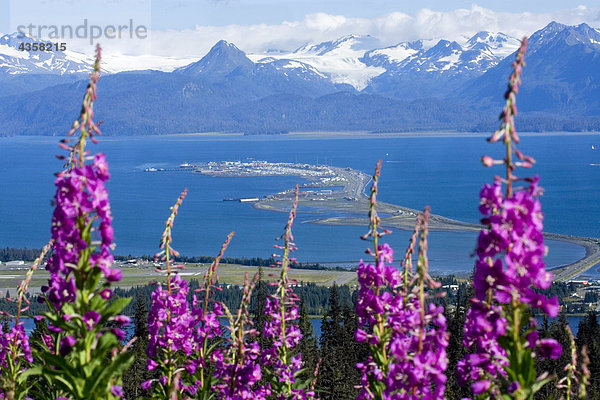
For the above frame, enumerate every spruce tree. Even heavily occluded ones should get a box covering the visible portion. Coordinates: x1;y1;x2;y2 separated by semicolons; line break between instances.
296;296;319;386
534;312;573;400
123;294;152;400
316;284;347;399
576;310;600;399
340;303;363;399
444;287;470;400
1;316;9;334
252;265;271;352
29;317;50;352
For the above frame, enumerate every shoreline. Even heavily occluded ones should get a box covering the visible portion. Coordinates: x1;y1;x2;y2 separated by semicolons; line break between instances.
4;131;600;142
237;165;600;282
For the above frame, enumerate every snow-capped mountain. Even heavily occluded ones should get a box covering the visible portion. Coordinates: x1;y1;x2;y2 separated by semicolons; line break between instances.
0;30;520;91
175;40;341;98
0;33;92;75
247;32;518;91
360;41;424;68
176;40;254;80
460;22;600;114
362;32;519;77
527;21;600;51
359;31;519;99
1;21;600;136
249;34;385;90
463;32;521;59
100;53;198;73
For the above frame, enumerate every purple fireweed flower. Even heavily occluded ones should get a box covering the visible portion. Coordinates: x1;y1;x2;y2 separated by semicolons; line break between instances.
59;336;77;356
146;359;158;371
45;153;120;309
262;295;303;385
42;334;54;352
537;338;562;360
141;380;153;390
48;324;62;334
146;272;223;396
110;385;124;397
260;186;315;400
212;271;271;400
356;243;448;400
472;380;491;395
213;341;269;400
459;176;561;392
147;275;195;358
508;381;520;393
110;315;131;326
83;311;101;330
111;328;126;341
0;324;33;368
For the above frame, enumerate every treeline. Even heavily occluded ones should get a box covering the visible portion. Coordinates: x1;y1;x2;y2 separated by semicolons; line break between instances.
0;247;42;262
113;276;353;317
120;253;352;272
120;279;600;399
3;275;600;399
3;246;351;271
536;282;579;304
0;275;353;319
112;279;366;399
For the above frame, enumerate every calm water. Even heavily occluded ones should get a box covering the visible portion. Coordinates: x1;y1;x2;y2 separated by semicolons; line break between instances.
14;315;594;338
0;133;598;274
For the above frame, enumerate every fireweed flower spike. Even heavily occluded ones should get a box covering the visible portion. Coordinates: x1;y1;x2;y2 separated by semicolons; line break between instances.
262;185;315;399
59;44;103;171
360;160;392;256
193;231;234;393
214;272;269;399
146;192;233;399
356;162;448;400
556;327;590;400
146;189;193;399
0;241;51;400
155;188;188;292
458;37;562;400
36;44;133;399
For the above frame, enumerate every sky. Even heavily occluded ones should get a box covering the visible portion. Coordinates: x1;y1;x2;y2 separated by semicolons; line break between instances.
1;1;600;58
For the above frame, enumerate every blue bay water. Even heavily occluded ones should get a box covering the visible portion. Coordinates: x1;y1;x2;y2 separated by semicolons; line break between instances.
13;315;595;339
0;133;598;275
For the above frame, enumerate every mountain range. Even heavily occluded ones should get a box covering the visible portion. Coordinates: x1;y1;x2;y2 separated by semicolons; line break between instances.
0;21;599;136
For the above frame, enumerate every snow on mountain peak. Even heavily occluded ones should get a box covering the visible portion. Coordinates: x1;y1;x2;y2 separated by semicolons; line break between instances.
0;32;93;75
528;21;600;52
464;31;520;58
361;41;423;68
294;34;380;56
251;35;385;90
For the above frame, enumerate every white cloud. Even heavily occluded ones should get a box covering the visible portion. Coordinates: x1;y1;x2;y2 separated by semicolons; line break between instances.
54;4;600;61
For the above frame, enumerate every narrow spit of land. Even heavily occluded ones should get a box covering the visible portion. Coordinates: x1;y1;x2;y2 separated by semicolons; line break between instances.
191;160;600;282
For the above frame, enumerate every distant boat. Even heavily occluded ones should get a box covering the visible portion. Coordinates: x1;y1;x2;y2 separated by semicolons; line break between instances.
593;145;596;150
590;163;600;166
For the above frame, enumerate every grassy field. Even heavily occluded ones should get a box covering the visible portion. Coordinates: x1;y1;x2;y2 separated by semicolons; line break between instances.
0;263;358;293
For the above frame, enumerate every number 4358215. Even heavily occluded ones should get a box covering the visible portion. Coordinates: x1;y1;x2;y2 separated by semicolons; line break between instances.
18;42;67;51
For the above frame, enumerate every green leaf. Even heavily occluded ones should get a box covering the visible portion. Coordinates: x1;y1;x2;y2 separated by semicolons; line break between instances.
531;375;555;395
83;351;133;396
103;297;131;317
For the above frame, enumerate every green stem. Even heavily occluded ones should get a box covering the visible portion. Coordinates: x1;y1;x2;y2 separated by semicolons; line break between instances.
505;123;513;198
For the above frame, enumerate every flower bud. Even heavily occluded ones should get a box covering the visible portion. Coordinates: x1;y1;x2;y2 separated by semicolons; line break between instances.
481;156;494;167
